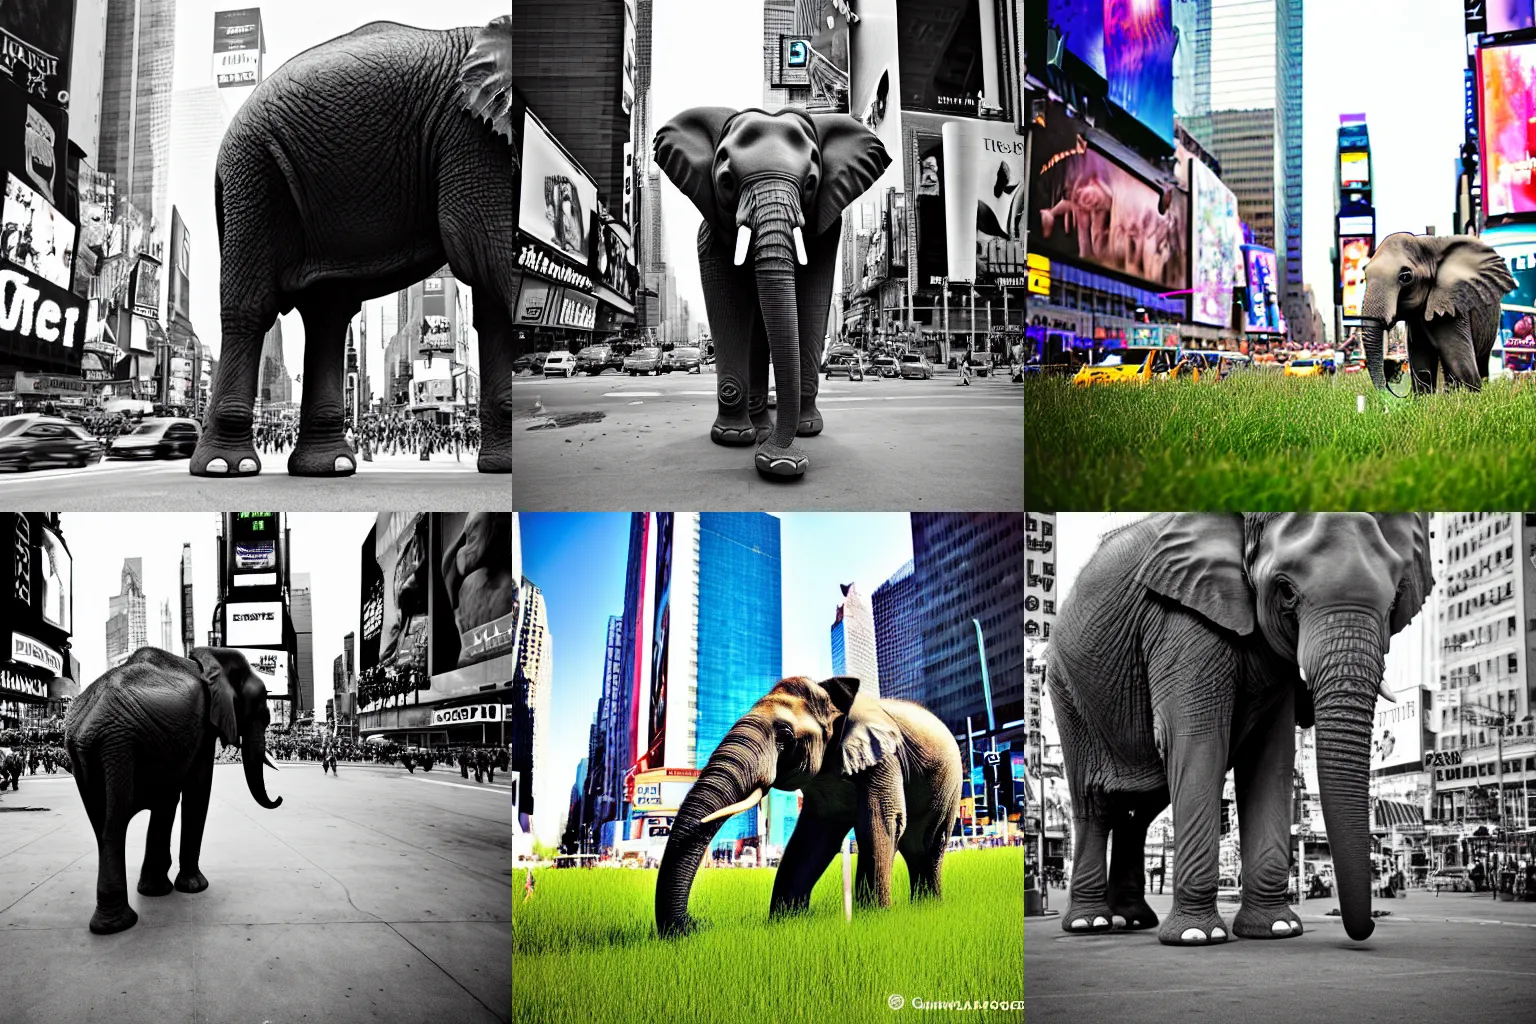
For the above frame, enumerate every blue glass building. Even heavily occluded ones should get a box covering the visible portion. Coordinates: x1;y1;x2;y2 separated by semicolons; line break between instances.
872;558;925;704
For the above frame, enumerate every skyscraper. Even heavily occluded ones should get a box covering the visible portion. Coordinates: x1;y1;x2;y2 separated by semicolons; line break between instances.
105;558;148;669
168;84;232;345
291;573;313;716
591;614;626;826
830;582;880;698
260;321;290;405
763;0;795;109
179;542;194;656
872;559;924;704
99;0;177;242
516;578;555;841
160;598;173;651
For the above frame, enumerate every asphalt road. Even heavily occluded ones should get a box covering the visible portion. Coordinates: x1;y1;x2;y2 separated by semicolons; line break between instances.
0;449;511;511
0;760;510;1024
1026;890;1536;1023
512;366;1024;511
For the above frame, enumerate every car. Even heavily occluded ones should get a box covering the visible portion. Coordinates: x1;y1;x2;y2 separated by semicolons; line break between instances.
624;347;664;375
1283;358;1325;378
0;414;105;470
870;356;900;378
512;354;536;374
826;353;866;380
1217;876;1242;902
661;347;702;373
542;351;577;377
1072;350;1179;386
1430;866;1472;892
575;345;615;376
106;417;202;460
821;346;856;372
899;353;934;380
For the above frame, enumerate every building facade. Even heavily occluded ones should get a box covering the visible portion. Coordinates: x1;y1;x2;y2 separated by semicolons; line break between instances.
0;515;77;731
291;573;313;716
872;558;924;704
99;0;176;241
105;557;148;669
831;581;880;698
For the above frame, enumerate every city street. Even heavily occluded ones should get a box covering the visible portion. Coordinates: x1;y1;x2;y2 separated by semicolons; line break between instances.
0;760;510;1024
512;368;1023;510
1026;891;1536;1023
0;450;509;511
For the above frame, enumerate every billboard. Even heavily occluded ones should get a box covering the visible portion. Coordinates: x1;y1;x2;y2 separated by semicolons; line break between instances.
795;1;851;113
369;513;431;680
1489;0;1536;32
417;275;452;356
129;253;161;321
228;512;280;588
359;521;384;674
1028;103;1187;290
1045;0;1174;142
1371;684;1423;772
1189;156;1242;327
621;0;636;115
2;171;74;289
11;630;62;674
0;260;85;370
0;78;68;207
1242;245;1285;334
781;37;811;87
1047;0;1105;78
1484;223;1536;371
518;109;597;264
168;208;190;321
431;704;503;726
941;119;1025;285
1478;40;1536;219
1339;236;1373;318
431;513;514;674
225;602;282;647
233;648;289;697
646;513;673;769
37;524;69;632
1339;150;1370;190
212;8;263;88
897;0;1002;120
915;132;947;286
71;163;112;299
0;0;75;107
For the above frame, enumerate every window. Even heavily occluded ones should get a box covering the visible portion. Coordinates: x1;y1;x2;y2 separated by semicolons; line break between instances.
1511;654;1520;675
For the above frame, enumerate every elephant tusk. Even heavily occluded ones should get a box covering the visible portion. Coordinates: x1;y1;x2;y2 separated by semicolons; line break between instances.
1298;662;1308;686
792;226;808;265
1377;677;1397;703
700;786;766;823
734;225;751;266
264;753;281;771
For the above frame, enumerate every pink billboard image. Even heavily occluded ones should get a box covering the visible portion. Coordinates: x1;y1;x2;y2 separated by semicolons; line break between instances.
1478;40;1536;219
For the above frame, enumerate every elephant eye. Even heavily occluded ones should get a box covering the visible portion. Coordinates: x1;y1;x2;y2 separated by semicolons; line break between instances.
1276;579;1299;609
1397;269;1413;285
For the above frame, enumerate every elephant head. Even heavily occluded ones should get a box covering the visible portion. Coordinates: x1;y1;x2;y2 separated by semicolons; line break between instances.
655;675;897;937
1136;513;1432;941
655;108;889;467
1359;233;1516;390
191;647;283;809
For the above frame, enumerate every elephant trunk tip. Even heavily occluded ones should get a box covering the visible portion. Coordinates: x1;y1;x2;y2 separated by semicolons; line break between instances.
1345;918;1375;942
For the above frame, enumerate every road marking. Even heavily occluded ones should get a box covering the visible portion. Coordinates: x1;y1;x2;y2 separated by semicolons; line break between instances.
604;392;662;397
406;776;513;794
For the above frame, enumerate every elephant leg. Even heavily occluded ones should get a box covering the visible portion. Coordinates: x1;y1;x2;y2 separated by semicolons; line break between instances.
770;813;852;916
473;299;514;473
853;769;905;908
1424;312;1482;391
794;225;840;436
697;222;760;445
91;752;139;934
1408;338;1440;394
176;742;214;893
900;813;949;901
1233;687;1304;939
1151;625;1236;946
1062;799;1114;933
288;296;359;476
137;795;178;897
1107;789;1169;930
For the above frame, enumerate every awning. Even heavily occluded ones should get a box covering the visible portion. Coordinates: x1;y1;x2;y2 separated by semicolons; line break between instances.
1374;799;1423;830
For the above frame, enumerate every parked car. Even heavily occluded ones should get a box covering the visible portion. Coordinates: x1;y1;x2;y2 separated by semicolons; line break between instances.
106;417;201;460
575;345;617;376
529;352;550;375
542;351;577;377
826;352;866;380
0;414;105;470
821;346;856;372
1283;358;1325;378
899;353;934;380
624;347;665;375
512;354;536;374
870;355;900;378
662;347;702;373
1073;350;1176;386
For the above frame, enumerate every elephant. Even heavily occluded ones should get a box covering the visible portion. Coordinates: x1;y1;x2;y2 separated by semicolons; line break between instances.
64;647;284;935
654;107;891;479
191;16;513;478
655;675;962;938
1359;232;1517;393
1049;513;1432;946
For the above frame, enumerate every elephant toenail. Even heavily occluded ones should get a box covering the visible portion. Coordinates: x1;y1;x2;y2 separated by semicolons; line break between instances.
1180;928;1206;942
1272;921;1291;934
1092;916;1108;928
205;458;229;473
1211;927;1226;939
335;456;354;472
1070;918;1090;930
1112;915;1126;928
1130;919;1140;927
237;458;257;473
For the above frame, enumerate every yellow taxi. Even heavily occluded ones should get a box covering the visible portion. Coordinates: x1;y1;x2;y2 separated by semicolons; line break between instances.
1073;348;1194;386
1283;357;1327;378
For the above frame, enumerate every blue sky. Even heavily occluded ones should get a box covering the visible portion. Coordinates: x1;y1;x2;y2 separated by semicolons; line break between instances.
519;512;914;837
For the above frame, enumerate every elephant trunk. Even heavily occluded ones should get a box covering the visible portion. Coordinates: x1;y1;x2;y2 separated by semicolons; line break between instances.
655;720;774;937
742;176;805;451
1300;609;1385;942
1360;287;1393;390
242;727;283;809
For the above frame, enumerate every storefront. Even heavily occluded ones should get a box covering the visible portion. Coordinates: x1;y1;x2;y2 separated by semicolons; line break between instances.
0;371;93;414
512;244;599;355
0;513;75;731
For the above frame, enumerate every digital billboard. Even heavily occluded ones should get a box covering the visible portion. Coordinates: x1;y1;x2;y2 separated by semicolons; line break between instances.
1242;244;1284;334
1028;103;1187;290
849;0;905;204
37;524;69;632
367;513;430;682
129;253;161;320
1483;222;1536;371
0;0;76;106
212;8;263;89
1478;39;1536;219
646;513;673;770
430;513;514;675
71;163;112;299
518;109;597;264
1489;0;1536;32
1188;157;1242;327
0;78;69;208
2;171;74;290
941;119;1026;286
417;275;453;356
1339;150;1370;189
1371;682;1423;772
1047;0;1106;78
168;207;190;321
621;0;636;115
228;512;280;588
1104;0;1175;145
1339;236;1373;318
233;648;289;698
915;133;947;286
359;521;383;674
225;602;282;647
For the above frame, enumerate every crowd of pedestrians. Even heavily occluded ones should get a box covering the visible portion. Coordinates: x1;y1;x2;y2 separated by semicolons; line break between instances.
253;415;480;461
224;737;509;785
0;733;70;791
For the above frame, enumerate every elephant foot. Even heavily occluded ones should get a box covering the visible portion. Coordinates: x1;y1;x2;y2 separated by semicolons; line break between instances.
137;874;174;897
89;902;138;935
287;438;357;477
749;408;772;443
1233;902;1303;939
1157;904;1229;946
174;869;209;894
1109;897;1159;930
1061;899;1114;934
190;437;261;477
753;440;808;480
476;447;511;473
657;913;700;939
711;415;760;446
796;400;823;437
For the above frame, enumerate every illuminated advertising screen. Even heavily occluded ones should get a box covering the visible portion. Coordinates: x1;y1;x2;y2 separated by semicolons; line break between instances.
37;525;70;632
212;8;263;89
1045;1;1174;142
1478;40;1536;219
0;72;71;209
518;109;597;264
225;602;282;647
915;133;947;286
1483;223;1536;371
1047;0;1106;77
1339;236;1373;318
366;513;430;681
1371;682;1422;772
941;120;1026;285
797;1;850;113
359;521;383;674
233;648;289;697
898;0;995;118
2;171;75;290
1489;0;1536;32
1242;245;1284;334
1028;102;1187;290
1337;214;1374;236
168;207;190;320
1189;157;1242;327
229;512;280;588
430;513;514;675
1339;150;1370;189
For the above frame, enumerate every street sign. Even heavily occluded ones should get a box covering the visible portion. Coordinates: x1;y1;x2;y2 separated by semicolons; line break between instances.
985;751;1001;766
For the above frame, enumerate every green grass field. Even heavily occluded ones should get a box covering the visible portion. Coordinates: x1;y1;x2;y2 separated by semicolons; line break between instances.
512;847;1025;1024
1026;372;1536;509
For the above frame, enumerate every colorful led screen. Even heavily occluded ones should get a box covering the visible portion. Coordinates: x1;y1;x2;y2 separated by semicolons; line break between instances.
1242;245;1284;334
1047;0;1174;144
1189;157;1242;327
1478;40;1536;219
1340;151;1370;189
1339;236;1373;318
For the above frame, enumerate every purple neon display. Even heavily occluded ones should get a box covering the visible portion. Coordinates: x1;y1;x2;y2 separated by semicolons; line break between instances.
1047;0;1175;145
1242;245;1284;335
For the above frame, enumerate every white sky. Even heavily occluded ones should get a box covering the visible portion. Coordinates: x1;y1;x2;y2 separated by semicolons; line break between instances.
163;1;510;403
59;513;375;722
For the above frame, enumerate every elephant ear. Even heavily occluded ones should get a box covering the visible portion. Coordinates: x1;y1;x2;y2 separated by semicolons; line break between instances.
1371;513;1434;635
1133;514;1255;636
654;106;738;235
1425;236;1517;322
822;678;902;776
191;648;240;749
458;16;513;148
808;113;891;238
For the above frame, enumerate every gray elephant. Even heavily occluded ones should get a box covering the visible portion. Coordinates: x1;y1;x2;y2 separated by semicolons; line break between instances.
192;17;513;478
64;647;283;934
654;107;890;479
1050;513;1431;946
655;676;962;937
1359;232;1516;392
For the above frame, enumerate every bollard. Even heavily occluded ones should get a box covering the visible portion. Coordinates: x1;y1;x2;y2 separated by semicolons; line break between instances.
1357;394;1365;413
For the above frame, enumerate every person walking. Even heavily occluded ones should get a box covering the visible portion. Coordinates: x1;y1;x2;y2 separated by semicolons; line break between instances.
460;748;470;779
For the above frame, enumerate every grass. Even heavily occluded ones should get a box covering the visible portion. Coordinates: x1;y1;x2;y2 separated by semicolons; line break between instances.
1025;372;1536;509
512;846;1025;1024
